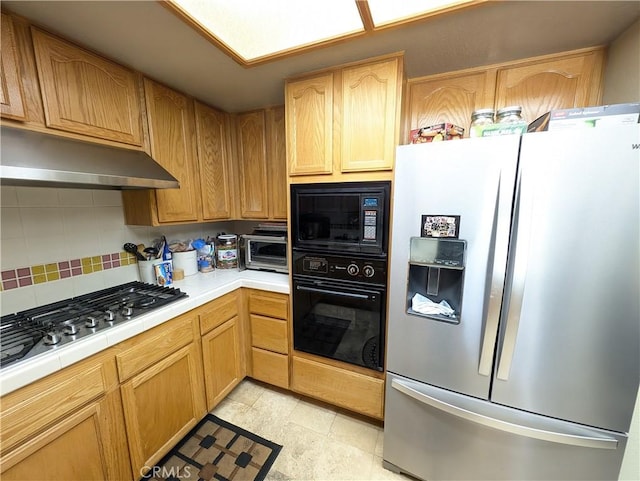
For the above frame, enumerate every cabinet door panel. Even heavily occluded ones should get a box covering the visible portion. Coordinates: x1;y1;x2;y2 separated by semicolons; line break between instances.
494;51;604;125
0;13;26;120
120;342;206;474
286;74;334;175
407;70;496;137
341;58;400;172
144;78;200;223
31;28;143;145
202;317;243;410
196;101;232;220
1;393;131;481
267;106;288;220
237;110;269;218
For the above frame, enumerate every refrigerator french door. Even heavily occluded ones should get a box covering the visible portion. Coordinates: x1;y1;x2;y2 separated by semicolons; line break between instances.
384;125;640;481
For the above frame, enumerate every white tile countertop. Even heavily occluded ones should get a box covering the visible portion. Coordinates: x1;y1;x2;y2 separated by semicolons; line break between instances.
0;269;289;397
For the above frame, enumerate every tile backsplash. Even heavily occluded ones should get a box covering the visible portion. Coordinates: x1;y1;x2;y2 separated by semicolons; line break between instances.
0;186;236;315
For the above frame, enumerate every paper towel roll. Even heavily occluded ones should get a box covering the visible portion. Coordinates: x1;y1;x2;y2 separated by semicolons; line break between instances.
172;250;197;276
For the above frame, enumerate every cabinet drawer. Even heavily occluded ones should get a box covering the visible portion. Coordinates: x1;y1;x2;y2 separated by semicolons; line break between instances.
199;291;239;334
291;356;384;419
1;361;109;453
250;314;288;354
116;314;194;382
248;291;288;319
251;348;289;389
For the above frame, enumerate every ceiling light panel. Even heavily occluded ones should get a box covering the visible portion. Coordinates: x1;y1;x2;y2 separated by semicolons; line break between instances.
171;0;365;61
367;0;475;27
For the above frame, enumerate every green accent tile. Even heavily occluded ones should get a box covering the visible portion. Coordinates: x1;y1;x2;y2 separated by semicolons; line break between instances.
46;272;60;281
33;274;47;284
91;256;101;264
82;257;93;268
32;265;45;275
119;251;127;260
82;265;94;274
45;263;58;273
92;264;103;272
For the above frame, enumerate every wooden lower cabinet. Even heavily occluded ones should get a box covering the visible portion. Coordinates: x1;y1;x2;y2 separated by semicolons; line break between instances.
291;356;384;420
120;342;206;476
0;352;131;481
202;317;244;410
1;390;130;481
199;291;245;410
251;347;289;389
246;290;290;389
117;313;206;478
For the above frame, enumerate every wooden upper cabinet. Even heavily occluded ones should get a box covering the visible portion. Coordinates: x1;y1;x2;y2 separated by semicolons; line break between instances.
30;28;143;146
237;110;269;219
0;13;27;120
341;57;402;172
286;73;334;176
406;70;496;138
494;49;605;125
144;78;200;223
195;101;232;220
266;106;287;220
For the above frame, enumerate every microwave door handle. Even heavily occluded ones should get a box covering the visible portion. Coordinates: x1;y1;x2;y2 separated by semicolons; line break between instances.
296;285;371;300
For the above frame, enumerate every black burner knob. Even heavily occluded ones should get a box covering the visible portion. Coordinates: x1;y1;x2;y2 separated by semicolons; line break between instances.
44;332;61;345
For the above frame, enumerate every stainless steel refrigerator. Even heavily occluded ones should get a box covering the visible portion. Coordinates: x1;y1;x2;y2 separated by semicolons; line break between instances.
383;125;640;480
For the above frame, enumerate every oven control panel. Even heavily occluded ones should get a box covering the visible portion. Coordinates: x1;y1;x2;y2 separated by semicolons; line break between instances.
294;252;387;284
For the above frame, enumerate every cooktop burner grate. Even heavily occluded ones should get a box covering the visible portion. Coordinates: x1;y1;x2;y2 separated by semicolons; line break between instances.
0;281;187;369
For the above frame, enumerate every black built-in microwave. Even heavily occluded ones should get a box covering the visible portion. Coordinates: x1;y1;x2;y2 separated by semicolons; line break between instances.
290;181;391;256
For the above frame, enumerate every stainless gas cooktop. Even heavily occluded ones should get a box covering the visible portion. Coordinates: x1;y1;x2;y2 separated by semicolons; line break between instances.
0;281;187;369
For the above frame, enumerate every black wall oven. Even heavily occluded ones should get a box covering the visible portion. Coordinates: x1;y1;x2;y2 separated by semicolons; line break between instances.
292;252;386;371
290;181;390;371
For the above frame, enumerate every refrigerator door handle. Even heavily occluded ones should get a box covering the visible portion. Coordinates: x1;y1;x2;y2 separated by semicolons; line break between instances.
496;166;533;381
391;378;619;450
478;172;512;376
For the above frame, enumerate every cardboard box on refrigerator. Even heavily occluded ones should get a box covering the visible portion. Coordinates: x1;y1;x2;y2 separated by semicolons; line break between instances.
410;123;464;143
527;103;640;132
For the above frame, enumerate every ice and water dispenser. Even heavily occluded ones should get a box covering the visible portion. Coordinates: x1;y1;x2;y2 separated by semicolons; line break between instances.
407;237;466;324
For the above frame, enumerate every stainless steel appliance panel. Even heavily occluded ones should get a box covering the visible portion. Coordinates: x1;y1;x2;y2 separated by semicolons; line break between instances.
387;135;520;398
384;373;628;481
492;126;640;433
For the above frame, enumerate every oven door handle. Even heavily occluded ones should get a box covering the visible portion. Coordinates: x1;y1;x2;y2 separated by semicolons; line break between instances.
295;285;372;300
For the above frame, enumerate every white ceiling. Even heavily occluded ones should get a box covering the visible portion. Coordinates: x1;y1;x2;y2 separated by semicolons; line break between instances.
3;1;639;113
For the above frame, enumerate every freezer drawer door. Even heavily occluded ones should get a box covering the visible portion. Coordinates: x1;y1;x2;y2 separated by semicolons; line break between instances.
383;373;627;481
492;126;640;433
388;135;519;398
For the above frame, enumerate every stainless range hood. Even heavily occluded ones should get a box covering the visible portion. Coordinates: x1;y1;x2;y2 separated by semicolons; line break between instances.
0;126;180;189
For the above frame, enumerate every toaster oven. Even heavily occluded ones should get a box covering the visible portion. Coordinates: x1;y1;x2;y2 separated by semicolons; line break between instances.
239;233;288;274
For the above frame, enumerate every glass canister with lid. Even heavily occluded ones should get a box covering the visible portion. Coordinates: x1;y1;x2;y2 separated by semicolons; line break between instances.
471;108;495;127
216;234;238;269
496;106;525;124
470;108;495;137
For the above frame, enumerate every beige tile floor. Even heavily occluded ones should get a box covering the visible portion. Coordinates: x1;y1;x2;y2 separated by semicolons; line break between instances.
211;379;414;481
